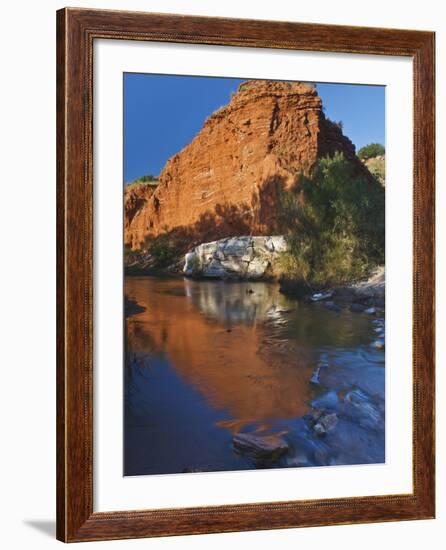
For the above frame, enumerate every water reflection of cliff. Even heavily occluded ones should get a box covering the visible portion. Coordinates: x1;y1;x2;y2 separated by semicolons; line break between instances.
182;278;287;325
125;278;314;427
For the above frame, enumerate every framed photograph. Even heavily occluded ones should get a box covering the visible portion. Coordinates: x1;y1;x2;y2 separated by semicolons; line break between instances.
56;7;435;542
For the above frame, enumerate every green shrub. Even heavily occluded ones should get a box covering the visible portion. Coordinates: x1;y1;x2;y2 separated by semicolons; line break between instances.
278;152;384;289
148;233;179;268
136;174;158;182
357;143;385;161
126;175;159;191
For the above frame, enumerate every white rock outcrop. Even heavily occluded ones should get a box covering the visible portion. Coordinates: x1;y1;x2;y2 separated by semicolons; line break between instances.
183;236;287;280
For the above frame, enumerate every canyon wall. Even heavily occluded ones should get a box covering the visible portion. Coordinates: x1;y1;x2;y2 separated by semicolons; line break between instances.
125;80;371;250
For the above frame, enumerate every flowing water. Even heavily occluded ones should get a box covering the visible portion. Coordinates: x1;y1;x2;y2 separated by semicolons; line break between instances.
124;276;385;476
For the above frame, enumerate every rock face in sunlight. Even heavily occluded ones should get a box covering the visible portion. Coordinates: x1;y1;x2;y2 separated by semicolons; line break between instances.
183;235;287;280
124;80;369;250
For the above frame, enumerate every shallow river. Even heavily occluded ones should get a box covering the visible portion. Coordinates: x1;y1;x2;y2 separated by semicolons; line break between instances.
124;276;385;476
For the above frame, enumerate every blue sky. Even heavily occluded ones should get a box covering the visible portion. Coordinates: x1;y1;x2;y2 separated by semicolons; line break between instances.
124;73;385;183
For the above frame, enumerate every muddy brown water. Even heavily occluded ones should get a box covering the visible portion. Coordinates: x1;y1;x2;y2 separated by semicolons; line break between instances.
124;276;384;476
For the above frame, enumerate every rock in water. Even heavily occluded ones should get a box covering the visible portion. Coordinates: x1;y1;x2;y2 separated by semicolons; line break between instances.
342;389;384;431
183;236;287;280
311;412;339;437
233;432;289;465
310;291;333;302
124;80;374;250
371;339;385;350
310;366;322;385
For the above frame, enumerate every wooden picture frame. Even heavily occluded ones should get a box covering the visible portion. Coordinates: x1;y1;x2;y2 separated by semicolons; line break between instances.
56;7;435;542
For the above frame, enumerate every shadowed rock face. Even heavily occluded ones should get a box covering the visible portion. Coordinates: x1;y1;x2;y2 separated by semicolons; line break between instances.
124;182;158;235
125;80;367;250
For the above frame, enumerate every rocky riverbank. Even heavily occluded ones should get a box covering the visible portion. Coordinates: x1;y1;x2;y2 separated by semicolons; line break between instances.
279;265;385;308
183;235;287;280
229;266;386;469
230;302;385;469
125;236;384;315
124;235;288;277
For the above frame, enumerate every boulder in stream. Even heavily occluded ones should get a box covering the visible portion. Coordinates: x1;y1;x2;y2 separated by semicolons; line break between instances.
184;236;287;280
233;432;289;466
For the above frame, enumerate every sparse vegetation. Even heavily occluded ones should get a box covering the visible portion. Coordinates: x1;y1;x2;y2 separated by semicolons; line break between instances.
134;174;158;183
237;82;250;92
357;143;385;185
364;155;385;185
333;120;344;131
126;174;159;189
147;233;180;268
357;143;385;161
278;152;385;292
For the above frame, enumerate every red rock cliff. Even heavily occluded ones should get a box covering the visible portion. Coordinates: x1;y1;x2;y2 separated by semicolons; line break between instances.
125;80;367;250
124;181;158;238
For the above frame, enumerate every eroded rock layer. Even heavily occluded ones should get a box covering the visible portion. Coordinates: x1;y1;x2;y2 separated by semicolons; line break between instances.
125;80;367;250
124;182;158;236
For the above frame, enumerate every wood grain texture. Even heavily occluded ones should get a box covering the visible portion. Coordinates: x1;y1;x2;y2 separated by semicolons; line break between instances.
56;7;435;543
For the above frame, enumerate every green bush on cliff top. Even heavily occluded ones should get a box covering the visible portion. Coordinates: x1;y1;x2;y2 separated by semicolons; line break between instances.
278;152;385;291
357;143;385;161
126;174;159;188
134;174;158;182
